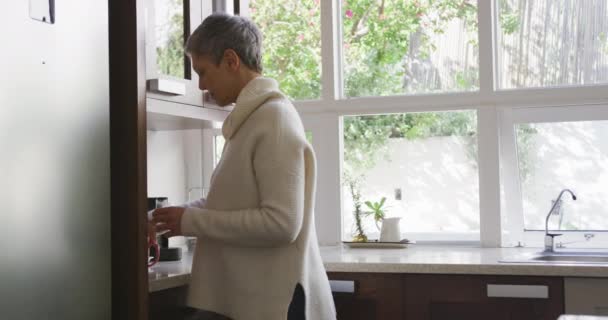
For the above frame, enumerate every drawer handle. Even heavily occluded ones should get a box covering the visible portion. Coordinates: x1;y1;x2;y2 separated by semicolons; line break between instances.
487;284;548;299
329;280;355;293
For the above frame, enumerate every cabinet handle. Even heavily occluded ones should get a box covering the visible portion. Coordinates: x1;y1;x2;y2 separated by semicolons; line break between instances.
329;280;355;293
487;284;549;299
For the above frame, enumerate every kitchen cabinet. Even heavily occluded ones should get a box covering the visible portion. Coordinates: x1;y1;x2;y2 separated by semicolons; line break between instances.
145;0;209;107
328;273;564;320
149;286;190;320
328;272;404;320
147;98;228;130
565;278;608;316
404;274;564;320
145;0;233;130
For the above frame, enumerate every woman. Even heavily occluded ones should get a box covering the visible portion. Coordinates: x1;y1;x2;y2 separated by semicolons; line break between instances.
152;13;336;320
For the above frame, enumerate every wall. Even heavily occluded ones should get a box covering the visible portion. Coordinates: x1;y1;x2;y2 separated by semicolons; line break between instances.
306;117;608;244
342;136;480;240
147;129;204;247
520;121;608;230
147;129;204;204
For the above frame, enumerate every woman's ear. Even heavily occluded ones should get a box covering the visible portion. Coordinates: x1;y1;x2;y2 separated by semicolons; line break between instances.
222;49;241;71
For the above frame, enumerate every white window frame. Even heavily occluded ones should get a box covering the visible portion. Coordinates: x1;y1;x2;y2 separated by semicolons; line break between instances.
202;128;223;189
338;108;484;245
233;0;608;246
214;0;235;15
500;104;608;248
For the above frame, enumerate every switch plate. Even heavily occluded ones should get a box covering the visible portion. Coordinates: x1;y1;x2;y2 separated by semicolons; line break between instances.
394;188;402;200
29;0;55;24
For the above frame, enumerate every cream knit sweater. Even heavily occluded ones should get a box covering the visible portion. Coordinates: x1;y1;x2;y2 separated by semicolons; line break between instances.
181;77;336;320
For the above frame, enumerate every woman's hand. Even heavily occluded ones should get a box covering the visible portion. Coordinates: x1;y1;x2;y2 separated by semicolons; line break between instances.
151;206;186;237
147;220;157;240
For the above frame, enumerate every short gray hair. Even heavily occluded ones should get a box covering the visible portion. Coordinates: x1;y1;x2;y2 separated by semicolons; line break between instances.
186;13;263;73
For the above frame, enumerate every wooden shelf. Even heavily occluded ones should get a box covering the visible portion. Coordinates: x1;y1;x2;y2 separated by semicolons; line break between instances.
146;98;229;131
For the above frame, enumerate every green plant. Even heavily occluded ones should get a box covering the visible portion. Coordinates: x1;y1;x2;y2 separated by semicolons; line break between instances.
342;111;478;241
347;177;368;242
246;0;542;238
156;0;186;79
364;197;388;231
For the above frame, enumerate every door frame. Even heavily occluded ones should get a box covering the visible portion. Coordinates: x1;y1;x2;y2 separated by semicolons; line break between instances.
109;0;149;319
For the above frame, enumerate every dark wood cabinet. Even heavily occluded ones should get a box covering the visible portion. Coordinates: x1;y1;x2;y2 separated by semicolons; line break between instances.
145;0;210;108
328;272;404;320
149;286;190;320
328;273;564;320
404;274;564;320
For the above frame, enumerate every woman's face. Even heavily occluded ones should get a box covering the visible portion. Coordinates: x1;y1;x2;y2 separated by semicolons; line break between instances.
191;53;237;107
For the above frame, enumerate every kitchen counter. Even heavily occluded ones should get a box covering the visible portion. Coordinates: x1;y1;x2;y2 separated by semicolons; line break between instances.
321;245;608;277
148;245;608;292
148;253;192;292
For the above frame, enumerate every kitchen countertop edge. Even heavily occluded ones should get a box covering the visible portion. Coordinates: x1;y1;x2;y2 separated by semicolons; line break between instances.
148;245;608;292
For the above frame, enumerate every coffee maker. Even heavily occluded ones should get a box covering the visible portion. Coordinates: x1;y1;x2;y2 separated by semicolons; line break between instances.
147;197;182;261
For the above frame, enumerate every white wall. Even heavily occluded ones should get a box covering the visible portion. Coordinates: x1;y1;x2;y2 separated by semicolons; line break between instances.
341;136;480;240
147;130;185;204
147;129;204;204
147;129;204;248
520;121;608;230
304;115;608;245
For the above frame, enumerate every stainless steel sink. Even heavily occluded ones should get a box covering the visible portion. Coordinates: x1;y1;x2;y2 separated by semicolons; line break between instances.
500;250;608;265
529;254;608;264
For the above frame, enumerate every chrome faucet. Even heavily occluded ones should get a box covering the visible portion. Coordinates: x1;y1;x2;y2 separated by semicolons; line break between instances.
544;189;577;253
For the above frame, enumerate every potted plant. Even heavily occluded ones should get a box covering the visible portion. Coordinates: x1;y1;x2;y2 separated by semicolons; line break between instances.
349;189;390;242
364;197;388;232
348;178;368;242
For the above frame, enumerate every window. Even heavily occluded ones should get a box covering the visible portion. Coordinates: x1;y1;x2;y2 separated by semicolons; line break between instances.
145;0;211;107
202;128;224;189
341;110;479;242
342;0;479;97
516;121;608;231
213;134;225;167
305;131;313;144
501;106;608;248
152;0;188;79
496;0;608;89
242;0;322;100
220;0;608;246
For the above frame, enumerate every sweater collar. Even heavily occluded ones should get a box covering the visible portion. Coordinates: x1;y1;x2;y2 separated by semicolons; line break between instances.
222;77;284;140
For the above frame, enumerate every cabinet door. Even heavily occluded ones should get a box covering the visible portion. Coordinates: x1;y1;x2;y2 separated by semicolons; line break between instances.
146;0;215;108
403;274;564;320
565;277;608;315
149;286;189;320
328;272;403;320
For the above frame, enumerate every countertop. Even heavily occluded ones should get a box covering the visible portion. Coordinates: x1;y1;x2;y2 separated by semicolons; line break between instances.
148;245;608;292
321;245;608;276
148;253;192;292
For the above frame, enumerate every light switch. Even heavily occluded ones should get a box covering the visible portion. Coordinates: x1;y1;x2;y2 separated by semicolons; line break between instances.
29;0;55;24
394;188;402;200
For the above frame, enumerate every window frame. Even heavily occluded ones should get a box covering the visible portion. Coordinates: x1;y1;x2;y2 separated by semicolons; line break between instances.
500;104;608;248
338;108;483;245
231;0;608;247
237;0;326;102
145;0;215;108
202;128;224;190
